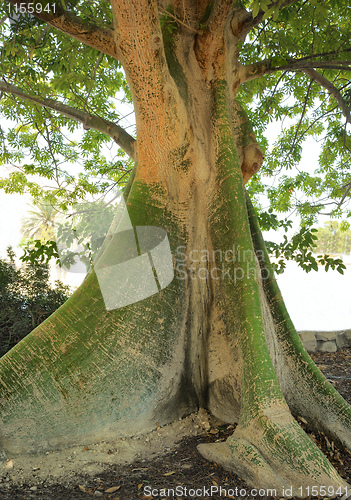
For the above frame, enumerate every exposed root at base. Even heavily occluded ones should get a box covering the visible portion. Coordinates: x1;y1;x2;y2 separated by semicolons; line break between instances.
198;416;349;498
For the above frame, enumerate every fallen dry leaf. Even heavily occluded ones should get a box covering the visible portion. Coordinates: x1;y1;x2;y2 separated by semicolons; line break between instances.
138;483;143;490
297;416;307;424
324;435;332;448
163;471;176;476
5;459;14;469
78;485;86;492
105;486;121;493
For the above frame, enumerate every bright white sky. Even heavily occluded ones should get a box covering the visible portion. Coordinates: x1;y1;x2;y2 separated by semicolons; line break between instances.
0;185;30;256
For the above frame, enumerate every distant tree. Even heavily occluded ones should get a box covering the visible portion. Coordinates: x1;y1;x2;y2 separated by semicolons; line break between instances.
20;201;58;242
315;221;351;255
0;247;70;357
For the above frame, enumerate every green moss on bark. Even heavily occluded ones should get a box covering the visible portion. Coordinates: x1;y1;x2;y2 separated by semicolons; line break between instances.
246;192;351;450
0;179;192;454
209;80;285;418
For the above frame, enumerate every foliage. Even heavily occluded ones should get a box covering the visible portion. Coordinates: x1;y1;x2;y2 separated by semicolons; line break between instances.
20;198;117;271
257;210;346;273
241;0;351;266
21;238;60;265
0;247;70;357
265;225;346;275
19;199;61;266
0;0;134;210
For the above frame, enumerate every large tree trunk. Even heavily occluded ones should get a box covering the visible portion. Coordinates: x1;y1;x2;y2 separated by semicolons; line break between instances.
1;1;351;496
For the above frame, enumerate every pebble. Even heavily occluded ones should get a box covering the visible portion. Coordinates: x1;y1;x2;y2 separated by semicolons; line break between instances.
30;486;37;491
94;491;103;496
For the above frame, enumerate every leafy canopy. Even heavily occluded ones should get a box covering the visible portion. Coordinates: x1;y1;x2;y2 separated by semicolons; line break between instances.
1;0;133;209
243;0;351;225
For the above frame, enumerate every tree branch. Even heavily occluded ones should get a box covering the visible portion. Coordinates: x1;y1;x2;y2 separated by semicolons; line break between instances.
271;61;351;72
109;0;187;185
293;47;351;63
334;180;351;211
0;80;136;159
197;6;232;73
287;78;313;155
6;0;118;58
303;68;351;124
158;7;200;33
110;0;173;119
240;58;351;83
239;59;271;82
288;106;338;147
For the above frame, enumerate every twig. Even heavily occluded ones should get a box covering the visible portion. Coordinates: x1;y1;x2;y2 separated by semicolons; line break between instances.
159;7;200;34
287;78;313;155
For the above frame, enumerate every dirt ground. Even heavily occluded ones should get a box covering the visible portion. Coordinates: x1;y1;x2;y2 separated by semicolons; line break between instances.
0;348;351;500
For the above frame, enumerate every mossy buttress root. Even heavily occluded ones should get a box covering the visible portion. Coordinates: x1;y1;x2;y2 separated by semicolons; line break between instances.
198;408;349;498
0;181;196;455
246;191;351;452
202;178;350;497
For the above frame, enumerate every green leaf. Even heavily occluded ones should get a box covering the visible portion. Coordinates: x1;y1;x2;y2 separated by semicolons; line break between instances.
262;7;275;21
251;2;260;19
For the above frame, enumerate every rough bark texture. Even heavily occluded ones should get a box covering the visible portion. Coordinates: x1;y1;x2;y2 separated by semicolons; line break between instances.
1;1;351;497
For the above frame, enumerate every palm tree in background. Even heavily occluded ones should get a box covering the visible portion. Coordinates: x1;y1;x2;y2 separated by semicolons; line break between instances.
21;201;58;243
